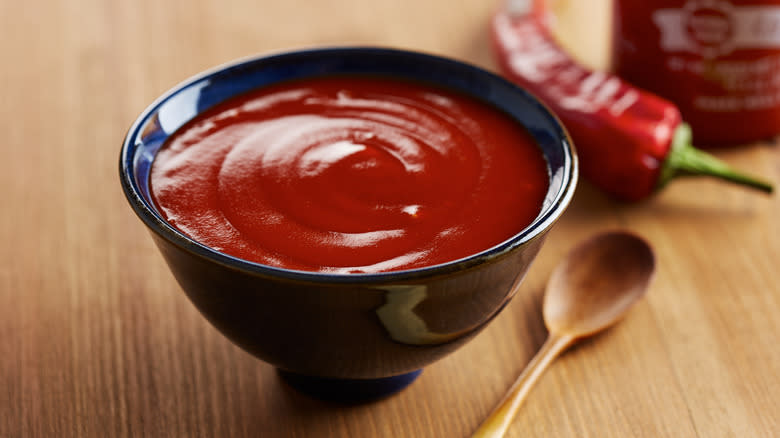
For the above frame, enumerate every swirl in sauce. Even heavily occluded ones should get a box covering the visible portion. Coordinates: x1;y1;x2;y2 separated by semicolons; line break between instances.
150;76;549;273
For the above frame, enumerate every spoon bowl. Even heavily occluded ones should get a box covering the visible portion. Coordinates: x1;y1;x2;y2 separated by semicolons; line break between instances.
544;231;655;337
472;231;655;437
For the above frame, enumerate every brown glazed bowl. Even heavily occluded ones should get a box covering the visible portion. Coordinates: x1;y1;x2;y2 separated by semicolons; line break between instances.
119;47;577;402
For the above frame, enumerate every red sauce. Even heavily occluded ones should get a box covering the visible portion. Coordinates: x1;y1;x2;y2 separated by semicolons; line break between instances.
150;76;549;273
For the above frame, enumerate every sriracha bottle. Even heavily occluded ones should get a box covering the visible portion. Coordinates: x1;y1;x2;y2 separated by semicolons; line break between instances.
613;0;780;146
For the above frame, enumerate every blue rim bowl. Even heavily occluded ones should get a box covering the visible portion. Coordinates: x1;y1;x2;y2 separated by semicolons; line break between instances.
119;47;577;401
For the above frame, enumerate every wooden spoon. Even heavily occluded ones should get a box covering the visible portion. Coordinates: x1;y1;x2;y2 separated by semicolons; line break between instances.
471;231;656;437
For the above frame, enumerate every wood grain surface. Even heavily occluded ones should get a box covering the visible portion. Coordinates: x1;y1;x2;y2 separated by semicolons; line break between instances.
2;0;778;436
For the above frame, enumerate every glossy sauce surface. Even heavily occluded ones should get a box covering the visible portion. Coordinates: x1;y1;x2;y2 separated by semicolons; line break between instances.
150;76;549;273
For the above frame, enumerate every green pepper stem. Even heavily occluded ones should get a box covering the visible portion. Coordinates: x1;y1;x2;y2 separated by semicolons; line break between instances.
658;123;773;193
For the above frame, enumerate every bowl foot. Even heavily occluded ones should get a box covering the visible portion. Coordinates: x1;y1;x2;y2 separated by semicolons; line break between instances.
278;368;423;403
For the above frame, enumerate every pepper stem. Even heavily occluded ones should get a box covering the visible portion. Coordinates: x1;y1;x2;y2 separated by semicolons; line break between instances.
658;123;773;193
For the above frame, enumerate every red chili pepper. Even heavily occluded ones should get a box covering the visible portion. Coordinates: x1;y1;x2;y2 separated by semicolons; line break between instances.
490;1;773;201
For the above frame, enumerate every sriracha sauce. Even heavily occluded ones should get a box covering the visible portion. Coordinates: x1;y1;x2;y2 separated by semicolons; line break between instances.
150;76;549;273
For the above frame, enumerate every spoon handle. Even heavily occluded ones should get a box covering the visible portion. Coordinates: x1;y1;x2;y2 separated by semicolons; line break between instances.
471;333;574;438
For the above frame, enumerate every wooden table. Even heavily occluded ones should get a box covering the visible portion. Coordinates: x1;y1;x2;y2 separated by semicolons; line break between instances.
3;0;778;436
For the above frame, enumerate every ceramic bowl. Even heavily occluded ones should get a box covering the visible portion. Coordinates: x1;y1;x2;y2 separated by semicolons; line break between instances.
119;47;577;402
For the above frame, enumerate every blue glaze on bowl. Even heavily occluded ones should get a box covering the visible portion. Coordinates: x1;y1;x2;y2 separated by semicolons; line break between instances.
278;369;424;403
120;47;577;401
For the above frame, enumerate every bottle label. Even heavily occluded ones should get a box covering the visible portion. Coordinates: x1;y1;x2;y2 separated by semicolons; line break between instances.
654;0;780;58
